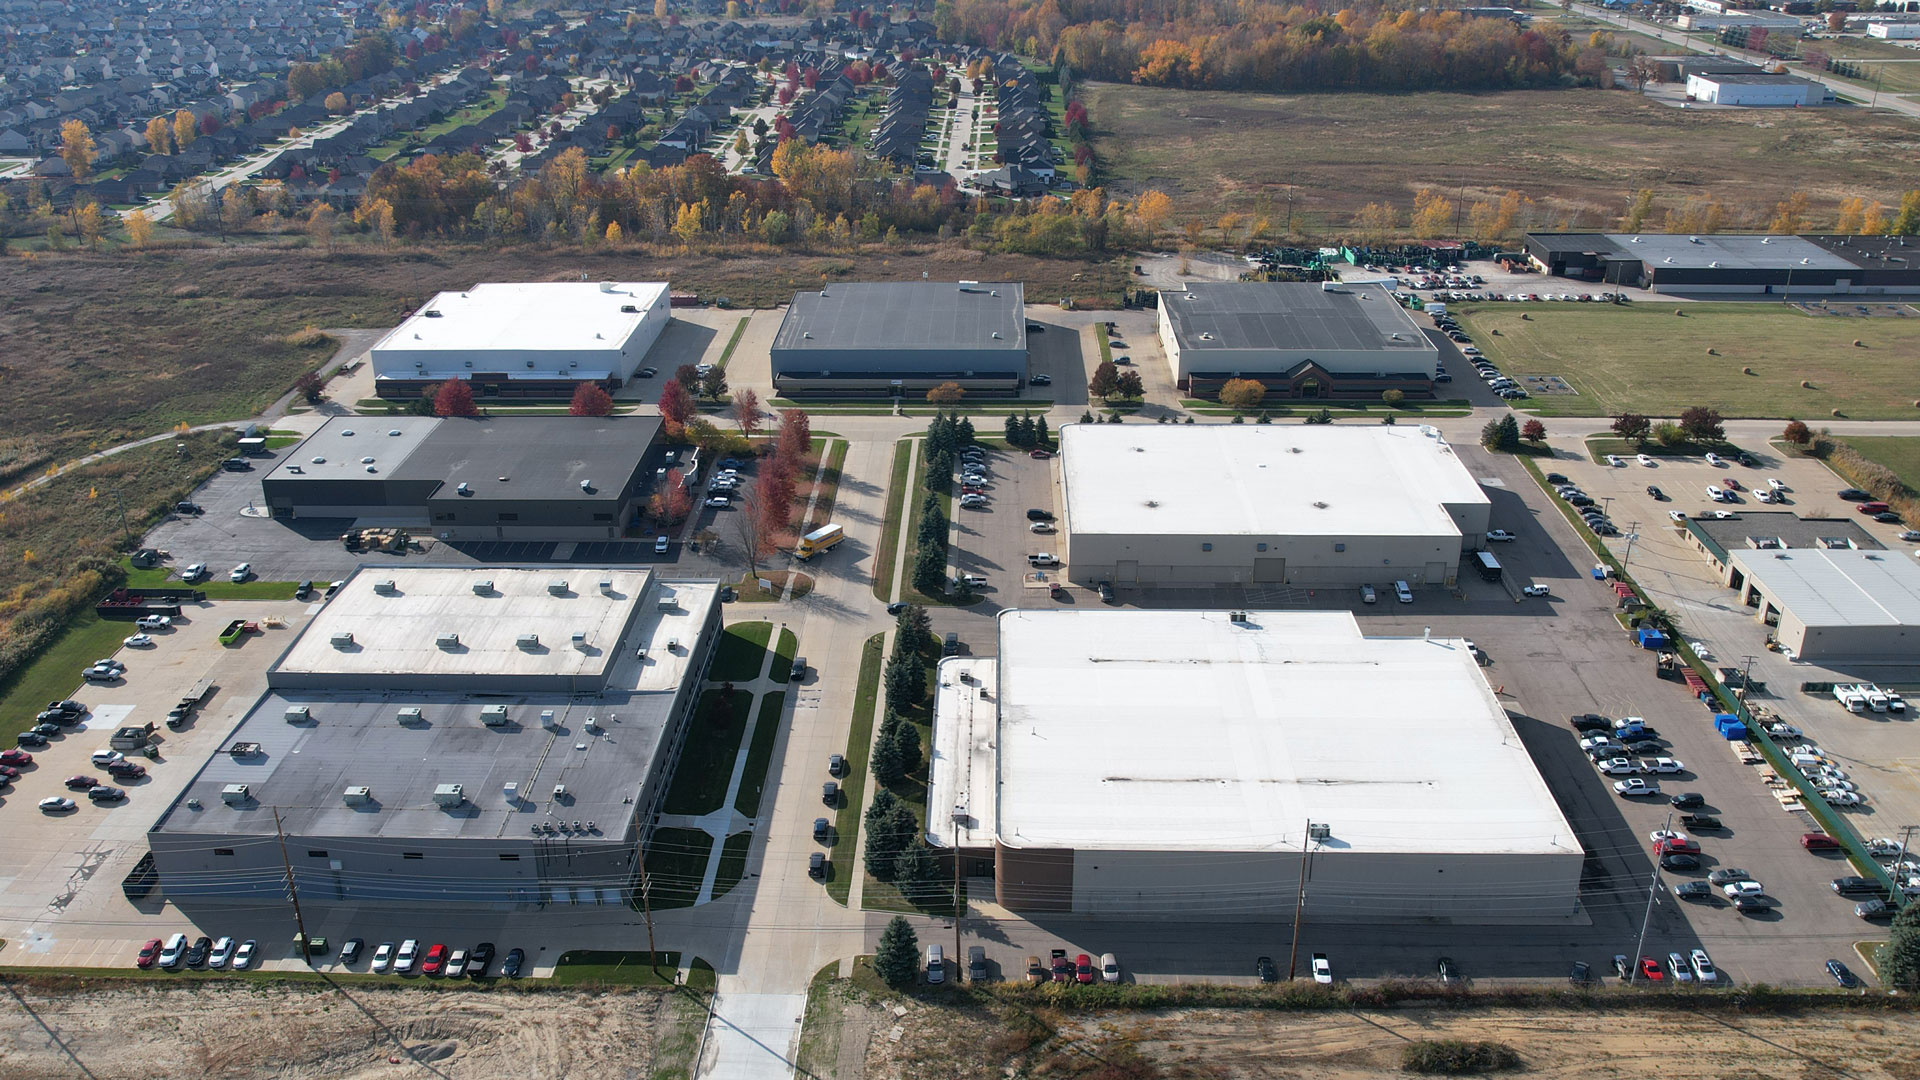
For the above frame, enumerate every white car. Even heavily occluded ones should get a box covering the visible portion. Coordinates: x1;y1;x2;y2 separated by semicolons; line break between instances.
1028;522;1056;533
122;633;155;648
1485;530;1516;542
1723;880;1764;898
1766;722;1802;738
1667;952;1693;983
1647;757;1685;774
209;936;235;968
958;574;988;588
1689;642;1714;661
159;933;188;969
1359;584;1377;604
1522;584;1550;597
704;495;731;508
445;949;468;978
229;562;252;582
395;939;419;973
959;494;988;507
1649;829;1690;844
1767;478;1786;491
182;562;208;582
1638;454;1655;466
91;749;123;767
1705;452;1723;466
1312;953;1333;985
1824;790;1865;806
1606;455;1624;467
1668;510;1688;522
370;942;396;973
1614;778;1662;797
1711;510;1738;520
653;535;670;554
1868;837;1905;857
135;615;172;630
232;940;257;970
1690;949;1717;983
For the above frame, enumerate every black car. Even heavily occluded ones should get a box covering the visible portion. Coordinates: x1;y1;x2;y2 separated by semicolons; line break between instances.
809;851;826;878
1437;957;1461;984
1097;581;1116;604
1569;961;1592;984
1029;374;1052;386
175;501;204;515
1545;473;1569;485
1875;511;1903;524
1026;508;1054;522
47;700;85;716
1571;714;1613;731
1670;792;1705;809
17;732;49;748
822;781;838;806
886;602;909;616
1680;813;1722;830
186;936;213;967
339;938;364;965
1646;486;1665;500
637;367;658;378
1831;876;1879;895
87;785;126;802
29;722;61;738
1617;729;1659;744
468;942;495;978
1839;488;1872;501
789;656;807;682
1856;899;1895;920
107;760;146;779
1660;853;1701;871
1674;881;1714;901
828;753;847;777
1256;956;1278;983
1828;959;1860;987
37;709;82;726
814;817;830;842
1734;896;1768;915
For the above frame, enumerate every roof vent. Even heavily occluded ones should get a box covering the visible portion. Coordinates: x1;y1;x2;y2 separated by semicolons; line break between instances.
1690;236;1703;244
517;633;541;650
803;331;812;339
1761;236;1773;244
342;786;371;806
1630;236;1643;243
432;783;465;807
599;578;614;593
473;579;493;594
621;304;639;313
549;579;570;595
361;456;374;464
457;481;471;495
1313;501;1329;509
573;631;589;650
1199;332;1214;340
423;309;442;317
311;456;326;464
580;479;594;492
375;579;396;593
341;429;355;436
220;783;251;805
397;706;423;724
329;631;355;648
600;281;616;293
436;632;460;649
389;430;402;436
991;331;1001;339
366;466;377;473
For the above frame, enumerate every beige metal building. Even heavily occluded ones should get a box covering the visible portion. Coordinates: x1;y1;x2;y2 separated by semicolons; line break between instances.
1727;549;1920;662
1058;424;1490;589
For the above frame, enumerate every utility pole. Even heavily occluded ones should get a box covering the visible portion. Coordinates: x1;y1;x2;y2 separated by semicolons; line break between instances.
1622;524;1641;571
634;826;658;976
952;816;963;974
1628;809;1672;984
273;808;313;966
1890;824;1917;905
1739;654;1758;697
1286;820;1313;980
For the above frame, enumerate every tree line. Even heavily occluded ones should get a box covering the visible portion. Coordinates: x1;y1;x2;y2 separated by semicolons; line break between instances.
914;412;976;597
934;0;1586;93
867;603;948;908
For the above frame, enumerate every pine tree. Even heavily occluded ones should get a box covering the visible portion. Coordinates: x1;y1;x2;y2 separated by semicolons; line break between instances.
925;447;952;492
1034;414;1050;447
874;916;920;987
896;604;932;656
873;712;908;786
892;717;921;778
894;843;937;905
884;650;926;712
917;493;947;548
912;539;947;595
955;415;975;445
1004;413;1023;447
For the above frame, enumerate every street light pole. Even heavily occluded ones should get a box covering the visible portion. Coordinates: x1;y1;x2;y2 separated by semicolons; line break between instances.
1622;523;1640;571
1628;809;1673;984
1286;819;1313;980
1890;825;1917;905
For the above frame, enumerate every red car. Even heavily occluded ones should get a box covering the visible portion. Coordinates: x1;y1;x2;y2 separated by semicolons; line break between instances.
64;774;101;791
422;943;449;975
0;765;19;780
1858;502;1891;515
1051;952;1073;983
1653;837;1700;856
1802;832;1841;851
135;938;162;969
1721;478;1740;490
0;749;32;767
1075;954;1095;984
1639;956;1664;981
1029;449;1053;459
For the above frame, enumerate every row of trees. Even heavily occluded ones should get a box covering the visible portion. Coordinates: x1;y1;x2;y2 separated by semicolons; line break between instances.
867;604;944;904
1609;407;1724;449
1479;414;1548;452
1088;359;1144;401
914;413;975;595
1003;411;1051;449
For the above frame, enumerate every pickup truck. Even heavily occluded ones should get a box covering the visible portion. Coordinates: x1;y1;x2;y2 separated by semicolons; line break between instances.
1485;530;1517;542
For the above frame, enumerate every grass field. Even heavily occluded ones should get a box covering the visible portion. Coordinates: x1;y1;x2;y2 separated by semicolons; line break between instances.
870;441;914;602
548;950;686;987
825;634;884;906
1082;82;1920;230
1455;302;1920;419
735;690;787;817
708;621;773;682
710;832;753;901
642;827;713;909
1841;436;1920;490
658;689;756;816
0;611;129;741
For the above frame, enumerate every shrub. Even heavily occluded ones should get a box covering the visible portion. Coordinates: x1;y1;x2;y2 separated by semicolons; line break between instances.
1401;1039;1521;1074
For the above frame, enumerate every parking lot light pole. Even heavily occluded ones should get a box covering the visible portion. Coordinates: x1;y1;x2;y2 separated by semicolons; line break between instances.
1628;810;1673;985
1891;825;1918;906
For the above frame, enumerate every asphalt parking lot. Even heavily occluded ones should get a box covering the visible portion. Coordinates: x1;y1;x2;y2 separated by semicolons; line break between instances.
948;442;1062;616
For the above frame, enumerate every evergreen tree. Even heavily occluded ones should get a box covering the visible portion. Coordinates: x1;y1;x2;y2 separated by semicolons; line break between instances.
894;843;938;905
925;446;952;492
912;539;948;595
955;415;975;445
1034;414;1050;447
884;648;926;712
874;916;920;987
917;492;947;548
891;716;922;778
864;790;904;877
872;712;909;786
1882;901;1920;990
896;603;932;656
1004;413;1023;447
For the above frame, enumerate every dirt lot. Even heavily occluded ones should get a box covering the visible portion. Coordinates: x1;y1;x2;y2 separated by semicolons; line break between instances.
1082;82;1920;231
0;980;704;1080
828;985;1920;1079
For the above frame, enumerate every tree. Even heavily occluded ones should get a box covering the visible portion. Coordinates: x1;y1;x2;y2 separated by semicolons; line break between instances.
1783;420;1811;446
1218;378;1266;411
1611;413;1651;445
569;382;614;416
1767;190;1811;235
1004;413;1027;448
1480;414;1520;452
675;364;701;393
926;382;965;406
1522;418;1547;443
1034;414;1050;447
71;202;105;250
433;379;478;417
874;916;920;988
605;220;623;244
144;115;173;156
732;387;761;435
1678;406;1724;444
873;711;912;786
896;604;933;656
173;109;198;151
1115;370;1145;400
1880;902;1920;991
658;380;696;430
1653;422;1686;448
894;843;939;905
733;491;779;575
1892;190;1920;236
324;91;349;114
59;120;95;180
911;539;947;595
917;493;947;549
294;372;327;404
1411;188;1454;239
1134;189;1173;236
306;203;336;254
1624;55;1658;93
1382;389;1406;407
702;365;729;401
885;647;928;712
1088;360;1119;400
125;209;154;250
777;409;812;463
649;469;693;523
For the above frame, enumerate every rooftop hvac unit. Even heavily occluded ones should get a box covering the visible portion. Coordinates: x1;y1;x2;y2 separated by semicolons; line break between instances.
342;786;371;806
503;781;518;801
553;783;567;798
374;579;397;594
220;784;250;805
517;633;541;650
572;631;588;650
284;705;312;723
481;704;510;726
433;783;465;807
540;709;558;730
549;579;570;595
457;482;471;495
329;632;355;648
474;580;493;595
621;304;638;313
436;632;460;649
656;590;677;611
396;706;423;725
579;479;593;492
599;578;614;593
951;803;968;824
600;281;616;293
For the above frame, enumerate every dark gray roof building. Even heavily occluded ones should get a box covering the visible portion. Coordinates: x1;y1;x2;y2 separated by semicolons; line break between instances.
1157;281;1440;400
771;281;1028;395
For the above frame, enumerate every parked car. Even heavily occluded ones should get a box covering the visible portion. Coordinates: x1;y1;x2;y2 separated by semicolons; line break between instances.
1026;956;1048;984
1256;955;1278;982
1485;530;1516;542
123;633;155;648
1614;778;1661;797
1522;584;1551;597
1802;832;1841;851
135;615;172;630
1437;957;1461;984
229;562;252;583
1723;880;1765;898
1075;953;1095;984
1052;950;1073;983
394;939;419;973
968;946;989;983
136;938;163;969
502;948;526;978
1101;953;1121;983
209;936;235;969
422;943;449;975
159;933;188;969
1828;959;1861;988
38;796;76;812
1359;584;1377;604
1674;881;1714;901
185;936;212;967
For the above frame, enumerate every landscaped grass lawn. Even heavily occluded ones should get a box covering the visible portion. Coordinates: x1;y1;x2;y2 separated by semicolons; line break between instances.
1456;302;1920;419
1839;436;1920;491
659;689;756;816
642;827;715;909
708;621;773;682
870;441;914;601
734;690;787;817
710;832;753;901
549;949;685;986
0;611;131;740
825;634;884;906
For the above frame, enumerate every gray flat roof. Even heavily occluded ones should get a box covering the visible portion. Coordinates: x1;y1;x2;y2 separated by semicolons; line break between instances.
1731;549;1920;628
1529;232;1860;271
771;282;1026;352
263;417;439;485
1162;281;1432;353
156;693;667;843
1691;512;1882;556
1698;73;1815;85
398;416;662;502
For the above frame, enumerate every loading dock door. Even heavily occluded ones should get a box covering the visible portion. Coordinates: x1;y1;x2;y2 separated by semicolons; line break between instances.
1115;560;1138;584
1253;558;1286;583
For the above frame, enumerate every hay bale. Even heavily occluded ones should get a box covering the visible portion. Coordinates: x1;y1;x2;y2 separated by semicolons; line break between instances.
1674;309;1686;316
1802;380;1815;389
1707;348;1717;355
1743;366;1754;375
1854;339;1866;347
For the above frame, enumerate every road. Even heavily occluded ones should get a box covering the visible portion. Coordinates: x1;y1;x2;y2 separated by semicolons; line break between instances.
1558;0;1920;122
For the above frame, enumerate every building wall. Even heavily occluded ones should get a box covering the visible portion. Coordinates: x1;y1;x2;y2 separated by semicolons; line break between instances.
261;476;441;520
1158;290;1440;395
770;348;1026;395
1687;75;1820;106
1775;609;1918;662
1065;530;1462;589
996;844;1075;912
370;289;670;387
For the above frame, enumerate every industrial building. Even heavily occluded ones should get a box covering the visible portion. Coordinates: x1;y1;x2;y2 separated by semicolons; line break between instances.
928;609;1583;919
1156;281;1440;400
369;281;671;398
1725;548;1920;662
1525;232;1920;294
147;566;722;904
259;415;668;539
769;281;1027;395
1685;72;1828;106
1057;423;1490;589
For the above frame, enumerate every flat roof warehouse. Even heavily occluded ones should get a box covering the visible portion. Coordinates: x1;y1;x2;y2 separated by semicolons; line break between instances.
771;281;1027;354
1162;281;1432;355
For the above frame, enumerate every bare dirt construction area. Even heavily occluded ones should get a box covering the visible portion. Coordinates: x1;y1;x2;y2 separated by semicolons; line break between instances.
1082;82;1920;232
0;979;704;1080
805;972;1920;1080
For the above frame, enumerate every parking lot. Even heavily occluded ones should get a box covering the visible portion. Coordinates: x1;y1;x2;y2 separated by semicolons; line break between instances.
940;439;1880;988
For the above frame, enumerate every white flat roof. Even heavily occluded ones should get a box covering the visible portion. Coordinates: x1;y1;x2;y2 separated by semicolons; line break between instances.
275;567;651;683
983;610;1578;856
1060;424;1488;538
373;282;667;356
1731;549;1920;628
262;417;439;484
